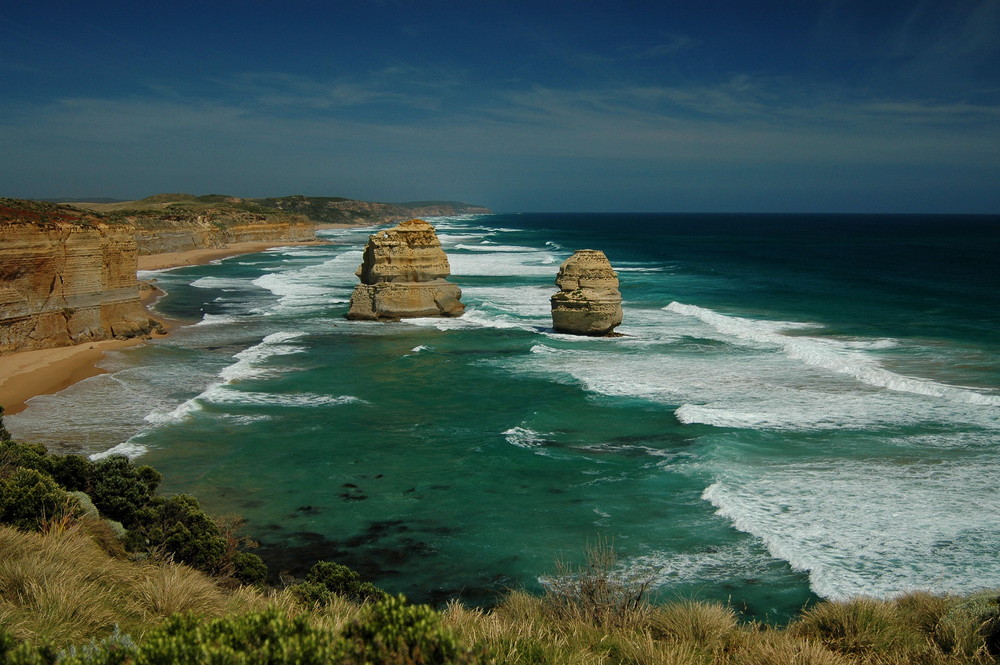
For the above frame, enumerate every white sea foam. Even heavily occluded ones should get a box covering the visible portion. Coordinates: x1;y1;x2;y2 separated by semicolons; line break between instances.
701;456;1000;599
217;331;306;383
89;440;149;460
462;285;552;319
194;313;242;326
626;540;777;589
503;426;547;448
143;331;308;424
406;308;536;332
665;302;1000;406
448;252;560;277
249;252;359;313
143;396;205;425
454;243;537;253
201;387;366;408
190;276;252;290
501;330;1000;432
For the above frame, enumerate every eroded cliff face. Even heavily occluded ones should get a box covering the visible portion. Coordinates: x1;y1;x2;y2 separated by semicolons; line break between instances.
0;201;154;354
347;219;465;320
550;249;623;336
118;208;315;255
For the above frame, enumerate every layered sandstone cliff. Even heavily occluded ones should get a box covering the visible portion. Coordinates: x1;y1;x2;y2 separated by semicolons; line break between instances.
550;249;623;336
116;208;315;256
0;200;155;354
347;219;465;320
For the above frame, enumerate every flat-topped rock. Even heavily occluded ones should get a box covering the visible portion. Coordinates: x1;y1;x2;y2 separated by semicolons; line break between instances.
347;219;465;320
550;249;623;336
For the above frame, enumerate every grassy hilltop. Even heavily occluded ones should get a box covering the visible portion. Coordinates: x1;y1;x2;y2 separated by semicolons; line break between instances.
67;193;492;226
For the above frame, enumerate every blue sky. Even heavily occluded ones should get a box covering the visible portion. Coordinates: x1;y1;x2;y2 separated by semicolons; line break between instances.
2;1;998;212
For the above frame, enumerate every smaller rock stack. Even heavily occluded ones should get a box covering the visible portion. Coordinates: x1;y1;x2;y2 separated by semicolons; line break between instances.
550;249;623;336
347;219;465;320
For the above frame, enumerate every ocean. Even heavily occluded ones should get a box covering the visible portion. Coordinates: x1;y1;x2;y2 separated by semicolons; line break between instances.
9;212;1000;622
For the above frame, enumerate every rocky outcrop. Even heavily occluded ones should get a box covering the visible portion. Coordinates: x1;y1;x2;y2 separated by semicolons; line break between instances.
550;250;623;336
0;200;155;354
347;219;465;320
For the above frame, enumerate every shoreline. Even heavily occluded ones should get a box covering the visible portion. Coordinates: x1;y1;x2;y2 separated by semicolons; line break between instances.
1;233;350;416
137;236;339;271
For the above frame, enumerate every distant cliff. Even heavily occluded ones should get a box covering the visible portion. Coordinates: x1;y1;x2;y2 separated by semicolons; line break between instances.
0;200;154;353
109;206;316;256
70;193;490;249
251;195;492;226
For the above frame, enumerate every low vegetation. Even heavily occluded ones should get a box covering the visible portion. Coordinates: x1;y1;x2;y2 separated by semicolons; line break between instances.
0;433;998;664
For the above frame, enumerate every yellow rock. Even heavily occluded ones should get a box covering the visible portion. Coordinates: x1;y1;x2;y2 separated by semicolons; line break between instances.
347;219;464;320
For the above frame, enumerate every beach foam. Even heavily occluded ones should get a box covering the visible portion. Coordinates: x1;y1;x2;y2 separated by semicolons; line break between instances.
665;302;1000;406
701;454;1000;599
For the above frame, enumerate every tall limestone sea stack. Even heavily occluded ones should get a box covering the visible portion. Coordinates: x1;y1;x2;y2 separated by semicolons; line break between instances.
550;249;623;336
347;219;465;320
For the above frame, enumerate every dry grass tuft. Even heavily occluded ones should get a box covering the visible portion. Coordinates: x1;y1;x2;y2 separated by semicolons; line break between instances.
727;631;852;665
132;563;228;619
0;523;267;646
650;599;740;650
541;537;656;631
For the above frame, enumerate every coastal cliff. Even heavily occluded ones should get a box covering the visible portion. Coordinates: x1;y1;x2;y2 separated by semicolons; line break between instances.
115;207;315;256
77;193;492;231
347;219;465;320
0;200;154;354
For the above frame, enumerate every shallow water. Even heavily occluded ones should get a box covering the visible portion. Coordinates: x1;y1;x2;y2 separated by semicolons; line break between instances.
10;213;1000;621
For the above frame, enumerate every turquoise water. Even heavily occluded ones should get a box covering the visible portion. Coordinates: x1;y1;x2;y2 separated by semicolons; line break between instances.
10;213;1000;622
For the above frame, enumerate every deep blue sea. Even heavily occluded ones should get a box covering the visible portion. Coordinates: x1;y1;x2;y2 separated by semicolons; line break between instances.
10;213;1000;622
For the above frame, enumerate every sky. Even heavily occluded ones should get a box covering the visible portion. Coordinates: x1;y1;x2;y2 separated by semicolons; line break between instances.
1;0;999;213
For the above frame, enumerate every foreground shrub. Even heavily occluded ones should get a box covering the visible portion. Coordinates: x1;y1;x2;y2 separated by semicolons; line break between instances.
650;599;739;652
10;597;487;665
542;538;655;628
291;560;388;606
0;468;75;531
936;589;1000;657
789;597;934;659
88;455;161;527
0;440;266;586
340;594;488;665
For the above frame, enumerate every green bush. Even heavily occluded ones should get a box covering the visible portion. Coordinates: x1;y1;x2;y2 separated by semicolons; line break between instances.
290;560;388;606
89;455;161;527
128;494;227;573
231;550;268;586
341;594;487;665
50;454;94;493
0;468;75;531
0;405;13;442
0;441;54;476
0;629;58;665
938;589;1000;656
55;608;339;665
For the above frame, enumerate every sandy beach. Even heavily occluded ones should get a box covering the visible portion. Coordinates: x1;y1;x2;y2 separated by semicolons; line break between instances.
2;234;351;416
137;237;336;271
0;339;145;416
